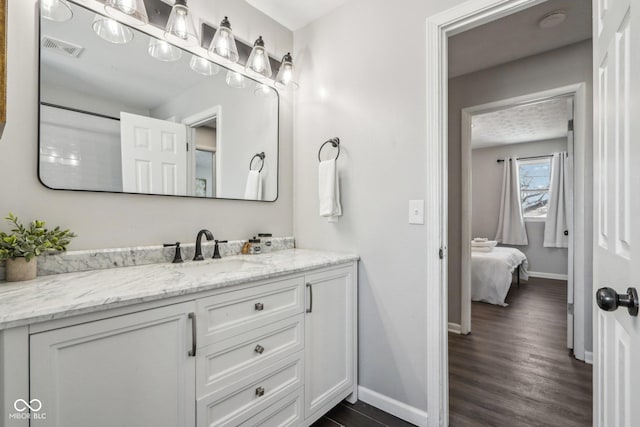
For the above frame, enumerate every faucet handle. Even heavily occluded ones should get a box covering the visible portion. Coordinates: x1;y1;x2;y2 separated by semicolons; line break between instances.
163;242;183;263
212;240;228;259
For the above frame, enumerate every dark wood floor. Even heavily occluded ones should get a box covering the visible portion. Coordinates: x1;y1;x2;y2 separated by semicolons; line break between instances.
311;401;416;427
449;277;592;427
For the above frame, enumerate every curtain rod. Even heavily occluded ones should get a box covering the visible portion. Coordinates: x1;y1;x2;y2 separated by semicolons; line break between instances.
496;154;553;163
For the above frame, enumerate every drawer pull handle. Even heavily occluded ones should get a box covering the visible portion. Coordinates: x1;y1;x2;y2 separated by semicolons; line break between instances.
254;344;265;354
255;386;265;397
188;312;197;357
255;302;264;311
306;283;313;313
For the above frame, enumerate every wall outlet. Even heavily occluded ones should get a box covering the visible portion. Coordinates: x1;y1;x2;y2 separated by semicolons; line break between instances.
409;200;424;225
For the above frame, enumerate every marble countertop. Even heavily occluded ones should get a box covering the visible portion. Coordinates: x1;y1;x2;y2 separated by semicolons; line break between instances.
0;249;358;330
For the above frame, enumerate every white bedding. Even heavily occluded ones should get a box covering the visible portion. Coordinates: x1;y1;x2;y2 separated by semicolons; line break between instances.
471;247;528;306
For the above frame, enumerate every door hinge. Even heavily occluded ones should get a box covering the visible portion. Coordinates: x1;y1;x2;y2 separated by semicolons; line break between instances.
567;303;574;315
568;119;574;132
186;143;189;152
439;248;444;260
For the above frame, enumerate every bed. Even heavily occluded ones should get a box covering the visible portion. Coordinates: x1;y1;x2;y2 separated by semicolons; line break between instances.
471;247;528;306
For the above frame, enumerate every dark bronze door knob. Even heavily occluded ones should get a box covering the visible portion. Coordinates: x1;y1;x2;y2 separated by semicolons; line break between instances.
596;287;639;316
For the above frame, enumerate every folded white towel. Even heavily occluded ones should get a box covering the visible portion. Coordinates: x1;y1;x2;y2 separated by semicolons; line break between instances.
473;237;488;242
244;170;263;200
472;240;497;248
318;159;342;222
472;246;493;253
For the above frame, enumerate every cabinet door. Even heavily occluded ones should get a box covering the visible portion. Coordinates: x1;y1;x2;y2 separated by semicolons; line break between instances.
30;302;196;427
304;265;356;418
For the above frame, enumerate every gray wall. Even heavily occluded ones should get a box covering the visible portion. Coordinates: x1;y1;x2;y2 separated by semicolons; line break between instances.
293;0;469;413
448;40;593;352
1;0;293;250
472;139;568;276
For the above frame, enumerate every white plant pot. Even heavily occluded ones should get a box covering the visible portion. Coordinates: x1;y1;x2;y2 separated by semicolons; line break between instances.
6;257;37;282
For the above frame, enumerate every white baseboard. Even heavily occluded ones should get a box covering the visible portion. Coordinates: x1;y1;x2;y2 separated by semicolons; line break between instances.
527;271;568;281
448;322;462;334
358;386;428;427
585;351;593;365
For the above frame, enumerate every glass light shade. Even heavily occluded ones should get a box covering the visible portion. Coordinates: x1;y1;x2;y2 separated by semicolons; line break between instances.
245;36;272;78
41;0;73;22
190;55;220;76
254;83;277;98
208;17;239;63
92;15;134;44
275;53;299;90
148;38;182;62
164;0;199;47
105;0;149;26
225;70;246;89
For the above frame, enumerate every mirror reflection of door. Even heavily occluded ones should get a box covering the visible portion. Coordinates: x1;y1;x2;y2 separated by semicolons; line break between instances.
193;118;217;198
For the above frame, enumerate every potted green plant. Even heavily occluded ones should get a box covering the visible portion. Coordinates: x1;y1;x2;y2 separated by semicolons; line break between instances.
0;213;76;282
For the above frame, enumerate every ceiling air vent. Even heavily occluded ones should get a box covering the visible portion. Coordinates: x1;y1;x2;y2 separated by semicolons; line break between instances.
41;36;84;58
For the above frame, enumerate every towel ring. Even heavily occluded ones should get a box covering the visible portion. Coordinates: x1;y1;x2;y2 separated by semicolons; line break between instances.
318;137;340;162
249;152;265;172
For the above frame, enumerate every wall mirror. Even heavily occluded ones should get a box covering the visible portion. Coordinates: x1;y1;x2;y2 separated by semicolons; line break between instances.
38;0;279;201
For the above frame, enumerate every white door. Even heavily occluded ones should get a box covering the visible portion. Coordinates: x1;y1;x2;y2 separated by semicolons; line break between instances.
593;0;640;425
30;303;196;427
120;112;188;195
304;266;356;419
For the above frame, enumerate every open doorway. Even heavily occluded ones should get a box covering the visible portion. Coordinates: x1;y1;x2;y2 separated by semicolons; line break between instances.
442;1;593;425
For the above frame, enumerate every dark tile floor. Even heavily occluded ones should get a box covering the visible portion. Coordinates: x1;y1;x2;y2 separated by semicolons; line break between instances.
311;401;416;427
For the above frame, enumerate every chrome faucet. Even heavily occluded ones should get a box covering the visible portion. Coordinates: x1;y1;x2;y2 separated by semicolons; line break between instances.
194;229;214;261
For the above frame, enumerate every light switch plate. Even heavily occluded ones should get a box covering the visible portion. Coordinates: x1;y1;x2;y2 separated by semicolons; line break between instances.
409;200;424;225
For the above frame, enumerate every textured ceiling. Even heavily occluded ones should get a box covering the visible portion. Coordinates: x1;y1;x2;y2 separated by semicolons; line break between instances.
244;0;346;31
449;0;591;78
471;97;571;148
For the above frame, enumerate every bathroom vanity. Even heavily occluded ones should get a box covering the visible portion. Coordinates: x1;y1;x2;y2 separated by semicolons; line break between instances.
0;249;358;427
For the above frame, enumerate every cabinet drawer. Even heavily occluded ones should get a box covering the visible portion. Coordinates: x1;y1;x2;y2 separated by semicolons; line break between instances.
196;352;304;427
197;277;304;344
238;388;303;427
197;315;304;397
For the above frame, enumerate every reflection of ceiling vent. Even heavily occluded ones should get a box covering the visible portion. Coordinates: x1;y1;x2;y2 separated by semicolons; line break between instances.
41;36;84;58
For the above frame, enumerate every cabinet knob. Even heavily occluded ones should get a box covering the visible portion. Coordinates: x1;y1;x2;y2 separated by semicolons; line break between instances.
254;302;264;311
255;386;265;397
254;344;265;354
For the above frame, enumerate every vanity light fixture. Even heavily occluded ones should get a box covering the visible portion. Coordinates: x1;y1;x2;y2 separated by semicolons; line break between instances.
208;17;240;63
245;36;272;78
148;37;182;61
190;55;220;76
226;70;246;89
92;14;134;44
104;0;148;26
164;0;199;47
275;52;299;90
41;0;73;22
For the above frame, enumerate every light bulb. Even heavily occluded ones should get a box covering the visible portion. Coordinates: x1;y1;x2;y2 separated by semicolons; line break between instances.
226;70;246;89
105;0;148;26
208;17;239;63
92;15;134;44
148;38;182;62
41;0;73;22
190;55;220;76
275;52;299;90
245;36;272;78
164;0;198;46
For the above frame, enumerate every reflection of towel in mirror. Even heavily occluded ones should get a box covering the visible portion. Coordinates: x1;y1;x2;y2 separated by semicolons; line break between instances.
472;240;497;248
244;170;262;200
318;159;342;222
472;247;493;253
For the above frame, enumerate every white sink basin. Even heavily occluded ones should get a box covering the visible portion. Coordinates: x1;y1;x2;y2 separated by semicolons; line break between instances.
163;258;265;274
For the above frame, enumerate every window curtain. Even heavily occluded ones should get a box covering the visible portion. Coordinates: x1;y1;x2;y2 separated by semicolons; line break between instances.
544;152;570;248
495;158;528;245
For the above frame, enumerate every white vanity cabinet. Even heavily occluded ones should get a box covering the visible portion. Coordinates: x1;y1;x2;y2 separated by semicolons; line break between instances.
29;302;197;427
8;260;357;427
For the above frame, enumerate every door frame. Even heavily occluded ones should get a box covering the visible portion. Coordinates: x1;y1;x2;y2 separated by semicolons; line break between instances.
182;106;222;197
425;0;560;425
458;85;587;363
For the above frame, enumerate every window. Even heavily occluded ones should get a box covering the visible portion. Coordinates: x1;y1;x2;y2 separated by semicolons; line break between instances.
519;158;551;218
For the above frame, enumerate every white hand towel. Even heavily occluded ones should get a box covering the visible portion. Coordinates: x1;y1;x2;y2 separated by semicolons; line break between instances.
472;246;493;253
471;240;498;248
318;159;342;222
244;170;263;200
473;237;488;242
